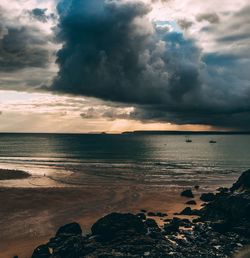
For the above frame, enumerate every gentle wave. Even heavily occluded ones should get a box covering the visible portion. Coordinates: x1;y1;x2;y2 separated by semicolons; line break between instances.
0;134;249;188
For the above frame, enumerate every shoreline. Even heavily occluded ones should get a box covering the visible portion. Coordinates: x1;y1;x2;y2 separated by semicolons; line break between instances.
27;169;250;258
0;166;246;258
0;184;205;258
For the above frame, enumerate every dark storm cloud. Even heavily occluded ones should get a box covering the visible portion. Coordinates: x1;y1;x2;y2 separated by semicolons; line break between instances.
0;27;50;71
51;0;250;130
52;0;201;105
0;8;51;72
196;13;220;24
129;107;250;130
0;4;54;73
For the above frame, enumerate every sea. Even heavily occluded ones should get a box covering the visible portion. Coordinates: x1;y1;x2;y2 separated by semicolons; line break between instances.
0;133;250;189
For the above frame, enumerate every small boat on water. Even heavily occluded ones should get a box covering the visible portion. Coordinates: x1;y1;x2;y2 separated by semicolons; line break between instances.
185;136;192;143
209;140;217;143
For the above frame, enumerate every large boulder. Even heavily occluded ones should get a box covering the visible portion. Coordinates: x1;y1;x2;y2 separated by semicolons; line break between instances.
200;193;216;202
56;222;82;237
200;193;250;222
231;169;250;192
179;207;200;216
200;169;250;235
91;213;146;241
181;189;194;198
50;235;84;258
31;245;50;258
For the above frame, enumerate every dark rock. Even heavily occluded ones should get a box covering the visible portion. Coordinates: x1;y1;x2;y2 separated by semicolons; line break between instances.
147;212;156;216
200;193;216;202
156;212;167;217
232;225;250;237
52;235;84;258
136;212;146;220
217;187;229;193
164;217;186;233
56;222;82;237
179;207;200;216
194;185;200;190
231;169;250;192
199;170;250;240
186;200;197;205
13;256;18;258
192;218;202;223
164;222;179;233
91;213;146;241
148;231;165;240
30;170;250;258
31;245;50;258
181;189;194;198
212;220;231;233
140;209;147;213
144;218;159;229
200;192;250;223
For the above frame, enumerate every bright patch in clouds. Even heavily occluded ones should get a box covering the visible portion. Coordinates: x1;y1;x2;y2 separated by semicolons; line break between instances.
0;91;214;133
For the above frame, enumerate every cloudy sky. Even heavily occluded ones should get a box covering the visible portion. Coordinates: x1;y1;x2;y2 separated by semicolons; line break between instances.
0;0;249;133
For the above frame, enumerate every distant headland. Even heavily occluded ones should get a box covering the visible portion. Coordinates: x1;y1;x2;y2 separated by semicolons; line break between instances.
122;130;250;135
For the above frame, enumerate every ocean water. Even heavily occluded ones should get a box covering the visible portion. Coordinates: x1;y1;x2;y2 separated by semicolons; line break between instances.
0;133;250;189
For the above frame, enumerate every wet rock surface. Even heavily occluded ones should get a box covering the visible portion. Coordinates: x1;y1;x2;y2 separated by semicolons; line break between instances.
185;200;197;205
56;222;83;237
180;189;194;198
200;193;216;202
30;169;250;258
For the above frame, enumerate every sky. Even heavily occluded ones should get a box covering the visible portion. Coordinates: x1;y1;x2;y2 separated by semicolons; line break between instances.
0;0;250;133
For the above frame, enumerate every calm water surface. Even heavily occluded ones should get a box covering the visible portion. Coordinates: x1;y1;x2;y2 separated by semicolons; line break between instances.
0;133;250;188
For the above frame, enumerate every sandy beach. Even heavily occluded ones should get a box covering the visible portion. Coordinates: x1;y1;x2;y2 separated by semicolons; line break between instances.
0;181;204;258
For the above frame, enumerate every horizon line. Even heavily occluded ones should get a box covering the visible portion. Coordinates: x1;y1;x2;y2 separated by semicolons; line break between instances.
0;130;250;135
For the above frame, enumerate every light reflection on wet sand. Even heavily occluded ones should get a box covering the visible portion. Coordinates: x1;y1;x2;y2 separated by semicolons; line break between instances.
0;182;207;258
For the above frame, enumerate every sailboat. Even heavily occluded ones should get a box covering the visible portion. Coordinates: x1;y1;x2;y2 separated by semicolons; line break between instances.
185;136;192;143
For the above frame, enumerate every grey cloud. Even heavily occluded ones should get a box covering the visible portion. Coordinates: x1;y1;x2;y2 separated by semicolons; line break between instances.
0;4;58;91
0;27;50;72
80;106;131;121
49;0;250;130
0;24;7;39
52;0;201;106
196;13;220;24
217;33;250;43
29;8;57;23
0;6;51;72
30;8;49;23
129;107;250;130
177;19;193;30
202;5;250;46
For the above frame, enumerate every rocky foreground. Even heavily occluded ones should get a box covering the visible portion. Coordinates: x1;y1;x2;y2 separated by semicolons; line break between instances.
26;169;250;258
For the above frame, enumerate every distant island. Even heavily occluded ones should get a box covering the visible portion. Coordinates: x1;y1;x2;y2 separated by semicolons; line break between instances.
122;130;250;135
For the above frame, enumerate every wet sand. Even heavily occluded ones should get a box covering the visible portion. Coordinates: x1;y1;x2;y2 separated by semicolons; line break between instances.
0;183;203;258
